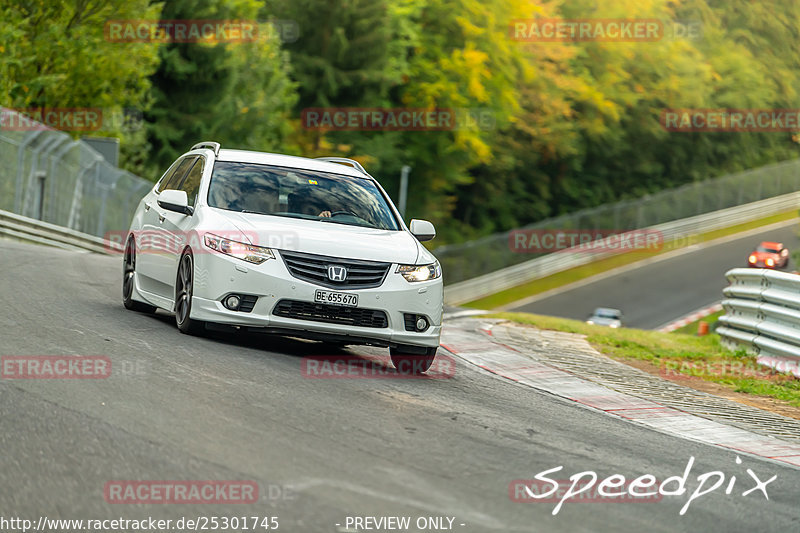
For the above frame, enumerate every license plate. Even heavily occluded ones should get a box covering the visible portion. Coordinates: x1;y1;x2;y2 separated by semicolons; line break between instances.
314;289;359;307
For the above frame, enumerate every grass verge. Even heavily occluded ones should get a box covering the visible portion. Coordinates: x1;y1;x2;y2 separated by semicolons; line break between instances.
489;312;800;409
465;210;797;310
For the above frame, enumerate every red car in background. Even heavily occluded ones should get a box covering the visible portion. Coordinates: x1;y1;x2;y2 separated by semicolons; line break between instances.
748;241;789;268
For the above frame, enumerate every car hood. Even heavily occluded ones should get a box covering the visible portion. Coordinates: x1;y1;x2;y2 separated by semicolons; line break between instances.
201;208;430;264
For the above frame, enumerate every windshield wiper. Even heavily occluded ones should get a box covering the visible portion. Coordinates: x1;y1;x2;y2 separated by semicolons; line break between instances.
318;218;378;229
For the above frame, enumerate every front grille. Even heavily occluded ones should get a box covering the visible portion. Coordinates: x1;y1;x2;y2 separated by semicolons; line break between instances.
404;313;417;332
279;250;391;289
273;299;388;328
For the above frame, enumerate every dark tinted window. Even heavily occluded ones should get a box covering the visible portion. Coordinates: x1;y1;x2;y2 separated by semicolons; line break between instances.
207;161;399;230
155;160;182;193
756;244;781;254
178;158;205;207
158;157;196;193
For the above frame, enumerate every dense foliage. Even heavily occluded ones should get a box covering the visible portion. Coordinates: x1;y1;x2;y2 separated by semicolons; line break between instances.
4;0;800;243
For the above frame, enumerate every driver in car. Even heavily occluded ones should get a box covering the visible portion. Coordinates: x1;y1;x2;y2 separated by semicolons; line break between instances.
288;187;335;218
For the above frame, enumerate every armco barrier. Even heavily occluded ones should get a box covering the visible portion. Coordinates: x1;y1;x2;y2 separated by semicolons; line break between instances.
717;268;800;378
444;191;800;305
0;209;121;254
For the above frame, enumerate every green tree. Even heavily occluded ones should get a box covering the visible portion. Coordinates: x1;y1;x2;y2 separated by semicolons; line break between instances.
0;0;162;174
145;0;297;177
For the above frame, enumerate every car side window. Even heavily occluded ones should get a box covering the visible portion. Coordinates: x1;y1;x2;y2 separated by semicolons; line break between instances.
177;157;205;207
158;157;196;193
155;160;182;193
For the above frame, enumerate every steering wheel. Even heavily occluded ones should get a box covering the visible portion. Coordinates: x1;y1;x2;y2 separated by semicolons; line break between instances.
328;210;358;218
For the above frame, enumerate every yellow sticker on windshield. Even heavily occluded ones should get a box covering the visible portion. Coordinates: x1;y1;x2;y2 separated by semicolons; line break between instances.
308;179;318;185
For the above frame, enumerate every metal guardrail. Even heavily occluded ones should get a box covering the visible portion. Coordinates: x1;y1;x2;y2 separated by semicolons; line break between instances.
444;191;800;305
717;268;800;377
0;209;122;254
0;107;153;239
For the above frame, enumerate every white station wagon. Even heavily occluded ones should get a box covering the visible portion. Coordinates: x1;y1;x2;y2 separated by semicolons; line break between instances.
123;142;443;372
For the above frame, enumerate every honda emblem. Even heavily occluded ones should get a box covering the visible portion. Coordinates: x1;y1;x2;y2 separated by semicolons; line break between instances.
327;265;347;282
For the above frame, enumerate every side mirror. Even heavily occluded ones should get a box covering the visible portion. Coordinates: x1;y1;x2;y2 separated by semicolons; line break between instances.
409;219;436;242
158;189;193;215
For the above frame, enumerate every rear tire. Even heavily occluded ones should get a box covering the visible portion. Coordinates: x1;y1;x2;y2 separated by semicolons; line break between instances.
390;345;437;374
122;237;157;313
175;250;206;335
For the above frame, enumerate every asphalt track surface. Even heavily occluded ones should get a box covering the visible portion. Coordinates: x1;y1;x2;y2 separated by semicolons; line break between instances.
1;239;799;532
511;223;800;329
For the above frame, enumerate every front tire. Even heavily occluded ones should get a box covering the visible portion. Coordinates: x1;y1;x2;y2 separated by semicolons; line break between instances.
175;250;205;335
122;237;157;313
390;345;437;374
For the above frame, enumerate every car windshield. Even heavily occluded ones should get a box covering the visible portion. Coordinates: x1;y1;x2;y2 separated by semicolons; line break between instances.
594;309;620;319
756;245;781;254
207;161;399;230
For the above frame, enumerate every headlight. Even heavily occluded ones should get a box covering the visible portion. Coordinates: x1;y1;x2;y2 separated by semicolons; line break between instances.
203;233;274;264
748;255;756;263
766;258;775;267
397;261;442;282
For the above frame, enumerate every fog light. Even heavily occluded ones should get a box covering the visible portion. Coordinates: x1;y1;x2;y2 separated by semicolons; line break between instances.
224;294;241;310
415;317;428;331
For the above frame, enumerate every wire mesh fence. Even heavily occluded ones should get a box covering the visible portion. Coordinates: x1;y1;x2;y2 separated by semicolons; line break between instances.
433;159;800;284
0;108;152;239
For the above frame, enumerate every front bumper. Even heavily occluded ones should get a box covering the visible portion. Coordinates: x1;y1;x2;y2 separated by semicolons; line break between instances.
188;249;443;348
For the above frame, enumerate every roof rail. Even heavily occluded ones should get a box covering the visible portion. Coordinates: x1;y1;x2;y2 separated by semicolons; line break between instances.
315;157;369;176
191;141;221;156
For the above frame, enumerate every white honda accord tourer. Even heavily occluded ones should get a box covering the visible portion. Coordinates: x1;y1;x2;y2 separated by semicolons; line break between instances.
122;142;443;372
